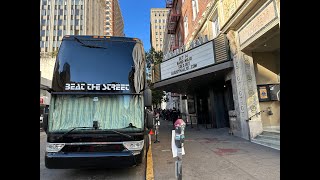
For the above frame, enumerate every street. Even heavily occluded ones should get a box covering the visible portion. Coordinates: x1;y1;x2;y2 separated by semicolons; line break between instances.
40;132;146;180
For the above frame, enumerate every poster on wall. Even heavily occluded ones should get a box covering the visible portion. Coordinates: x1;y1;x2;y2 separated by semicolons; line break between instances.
258;85;270;102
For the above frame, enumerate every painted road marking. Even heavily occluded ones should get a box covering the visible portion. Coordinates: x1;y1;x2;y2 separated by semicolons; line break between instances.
146;142;154;180
161;149;171;152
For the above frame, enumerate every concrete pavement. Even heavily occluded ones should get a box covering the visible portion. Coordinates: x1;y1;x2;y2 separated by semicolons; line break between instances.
150;119;280;180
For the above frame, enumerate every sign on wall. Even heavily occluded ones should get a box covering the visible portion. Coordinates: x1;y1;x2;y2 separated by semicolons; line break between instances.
238;0;278;47
160;42;215;80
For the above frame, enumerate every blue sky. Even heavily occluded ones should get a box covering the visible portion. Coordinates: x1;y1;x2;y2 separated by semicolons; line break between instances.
119;0;166;51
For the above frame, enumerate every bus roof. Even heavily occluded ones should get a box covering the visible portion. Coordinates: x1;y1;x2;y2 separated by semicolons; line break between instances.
62;35;142;44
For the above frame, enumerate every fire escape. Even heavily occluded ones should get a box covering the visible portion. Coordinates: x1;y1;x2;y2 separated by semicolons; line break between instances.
166;0;181;50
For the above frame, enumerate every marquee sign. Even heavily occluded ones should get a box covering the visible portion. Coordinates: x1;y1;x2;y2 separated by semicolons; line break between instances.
160;41;215;80
65;83;130;91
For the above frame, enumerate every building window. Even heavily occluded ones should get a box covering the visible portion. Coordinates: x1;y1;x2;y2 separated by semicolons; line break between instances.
163;19;165;23
155;19;157;23
159;26;161;29
184;16;188;39
155;26;157;29
212;15;219;38
160;32;162;35
40;41;44;48
192;0;199;20
64;15;66;20
40;30;45;36
156;44;158;46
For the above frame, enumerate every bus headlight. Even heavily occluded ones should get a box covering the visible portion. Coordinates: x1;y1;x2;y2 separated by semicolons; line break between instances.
123;140;144;151
46;143;65;152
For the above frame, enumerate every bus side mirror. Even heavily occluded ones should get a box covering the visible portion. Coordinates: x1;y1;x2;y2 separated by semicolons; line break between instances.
43;113;49;133
144;88;152;107
146;111;154;129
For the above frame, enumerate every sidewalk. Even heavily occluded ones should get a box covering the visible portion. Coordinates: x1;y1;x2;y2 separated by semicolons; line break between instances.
150;119;279;180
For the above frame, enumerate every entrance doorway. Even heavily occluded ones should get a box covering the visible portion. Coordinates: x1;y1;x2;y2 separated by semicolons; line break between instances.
194;80;234;129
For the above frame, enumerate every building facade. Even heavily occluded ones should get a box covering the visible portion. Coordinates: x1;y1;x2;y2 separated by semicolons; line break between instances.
40;0;106;113
150;8;170;52
104;0;124;36
40;0;105;53
154;0;280;149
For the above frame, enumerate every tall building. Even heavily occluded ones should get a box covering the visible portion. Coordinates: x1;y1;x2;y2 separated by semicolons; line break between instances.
150;8;170;52
40;0;106;113
40;0;105;53
104;0;124;36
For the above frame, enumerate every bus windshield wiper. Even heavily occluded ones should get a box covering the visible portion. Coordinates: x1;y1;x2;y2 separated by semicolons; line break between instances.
122;123;138;129
74;37;107;49
106;129;134;140
56;127;95;140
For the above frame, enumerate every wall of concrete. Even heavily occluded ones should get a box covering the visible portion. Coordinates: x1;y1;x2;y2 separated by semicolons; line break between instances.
252;51;280;128
252;52;280;85
40;57;56;81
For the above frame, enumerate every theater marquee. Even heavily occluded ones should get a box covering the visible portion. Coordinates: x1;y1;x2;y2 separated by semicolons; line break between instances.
160;42;215;80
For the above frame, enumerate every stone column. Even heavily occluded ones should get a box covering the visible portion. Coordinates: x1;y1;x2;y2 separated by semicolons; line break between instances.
226;30;263;140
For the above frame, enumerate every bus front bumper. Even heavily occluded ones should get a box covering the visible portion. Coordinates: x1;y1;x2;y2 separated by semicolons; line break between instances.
45;151;143;169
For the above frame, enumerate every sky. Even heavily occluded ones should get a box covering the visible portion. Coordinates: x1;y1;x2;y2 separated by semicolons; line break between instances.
119;0;166;51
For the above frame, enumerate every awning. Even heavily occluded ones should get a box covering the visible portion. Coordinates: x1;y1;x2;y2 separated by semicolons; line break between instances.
153;60;233;94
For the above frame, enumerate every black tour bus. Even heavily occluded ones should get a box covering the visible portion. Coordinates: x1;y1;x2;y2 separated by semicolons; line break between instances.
42;35;153;169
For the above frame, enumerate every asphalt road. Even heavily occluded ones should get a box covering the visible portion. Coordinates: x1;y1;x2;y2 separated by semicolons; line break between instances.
40;132;146;180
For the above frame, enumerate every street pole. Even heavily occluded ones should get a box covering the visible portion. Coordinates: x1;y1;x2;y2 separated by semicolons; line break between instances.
176;148;182;180
174;119;185;180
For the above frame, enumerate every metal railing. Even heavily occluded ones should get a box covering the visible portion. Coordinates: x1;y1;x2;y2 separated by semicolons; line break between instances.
181;113;199;130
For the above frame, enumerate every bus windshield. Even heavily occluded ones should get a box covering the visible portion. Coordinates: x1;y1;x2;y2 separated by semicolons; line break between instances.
48;94;144;132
